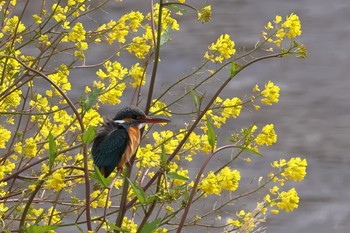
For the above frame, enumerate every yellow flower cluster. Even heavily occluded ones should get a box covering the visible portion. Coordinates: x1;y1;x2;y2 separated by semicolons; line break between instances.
127;36;151;60
122;217;138;233
202;96;243;129
272;157;307;181
149;4;180;32
276;188;300;212
136;144;160;169
198;5;212;23
48;64;71;94
0;125;11;149
95;60;128;105
204;34;236;63
52;3;68;22
23;137;38;158
102;11;144;44
44;168;66;191
46;207;62;224
263;13;302;47
91;189;111;208
0;203;8;218
0;160;15;180
227;209;255;231
198;167;240;196
255;124;277;146
149;100;172;117
260;81;280;105
82;108;103;128
129;63;146;88
1;15;26;37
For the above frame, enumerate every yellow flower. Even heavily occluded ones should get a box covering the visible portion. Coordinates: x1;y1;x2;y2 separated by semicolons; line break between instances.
0;203;9;217
255;124;277;146
221;97;242;119
149;100;171;117
129;63;146;88
48;64;71;93
122;217;138;233
282;13;302;38
0;160;16;180
198;5;212;23
2;16;26;34
276;188;299;212
46;207;61;224
127;37;151;59
83;108;103;128
0;125;11;149
274;15;282;24
205;34;236;63
136;144;160;168
23;137;37;158
261;81;280;105
44;168;66;191
217;167;241;192
198;171;221;196
91;189;111;208
52;4;68;22
68;22;86;42
282;157;307;181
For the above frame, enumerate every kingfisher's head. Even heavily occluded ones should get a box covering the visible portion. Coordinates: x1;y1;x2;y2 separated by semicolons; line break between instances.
113;106;170;128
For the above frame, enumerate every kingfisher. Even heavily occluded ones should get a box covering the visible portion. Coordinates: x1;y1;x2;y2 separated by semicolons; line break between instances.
92;106;170;178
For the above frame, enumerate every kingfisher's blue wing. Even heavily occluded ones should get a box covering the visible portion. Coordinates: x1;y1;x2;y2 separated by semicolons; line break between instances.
92;123;128;178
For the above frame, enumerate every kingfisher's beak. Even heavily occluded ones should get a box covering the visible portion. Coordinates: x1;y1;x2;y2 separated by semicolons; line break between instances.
139;116;171;124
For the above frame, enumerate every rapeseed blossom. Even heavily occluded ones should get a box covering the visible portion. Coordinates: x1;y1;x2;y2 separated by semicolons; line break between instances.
221;97;242;118
129;63;146;88
23;137;37;158
122;217;138;233
0;125;11;149
255;124;277;146
261;81;280;105
263;13;302;47
149;100;172;117
204;34;236;63
198;5;212;23
276;188;299;212
44;168;66;191
199;167;241;196
271;157;308;182
91;189;111;208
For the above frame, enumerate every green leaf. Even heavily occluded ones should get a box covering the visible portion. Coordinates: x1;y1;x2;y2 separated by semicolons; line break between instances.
160;26;172;46
107;222;128;232
126;177;146;204
236;146;264;157
140;218;162;233
190;89;199;111
206;117;217;150
167;172;189;181
27;225;58;233
75;224;85;233
82;87;102;111
83;126;96;144
48;133;57;168
229;62;241;78
93;165;111;188
165;3;187;13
